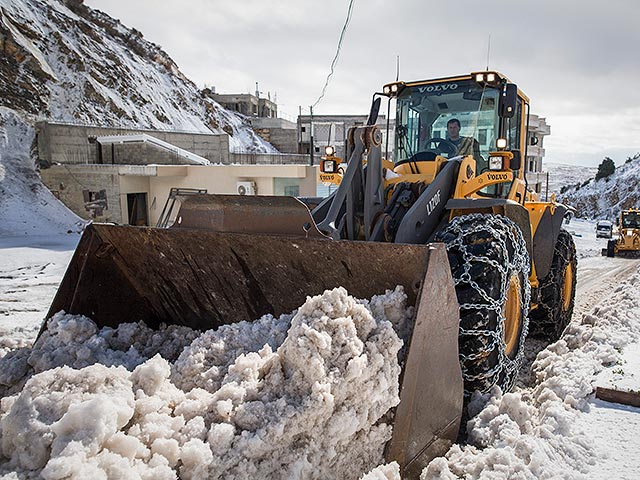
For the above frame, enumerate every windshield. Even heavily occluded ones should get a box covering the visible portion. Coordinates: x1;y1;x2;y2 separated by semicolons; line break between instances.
393;79;521;174
621;212;640;229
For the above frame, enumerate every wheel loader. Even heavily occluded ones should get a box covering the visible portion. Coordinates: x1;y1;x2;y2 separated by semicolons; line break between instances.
604;209;640;257
44;71;576;478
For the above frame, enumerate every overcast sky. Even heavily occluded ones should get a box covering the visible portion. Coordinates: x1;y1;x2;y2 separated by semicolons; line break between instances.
85;0;640;167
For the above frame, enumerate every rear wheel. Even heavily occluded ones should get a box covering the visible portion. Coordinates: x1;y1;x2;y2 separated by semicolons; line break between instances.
606;239;616;257
529;229;577;340
435;214;531;397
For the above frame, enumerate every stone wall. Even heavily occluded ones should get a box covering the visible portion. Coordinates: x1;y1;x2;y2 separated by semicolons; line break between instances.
264;128;298;154
35;122;230;166
41;164;126;223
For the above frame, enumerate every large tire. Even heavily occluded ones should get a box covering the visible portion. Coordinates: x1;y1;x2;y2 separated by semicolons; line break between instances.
606;239;616;258
529;229;577;340
435;214;531;397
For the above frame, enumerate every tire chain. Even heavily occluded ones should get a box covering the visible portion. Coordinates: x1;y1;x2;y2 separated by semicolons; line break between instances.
441;214;531;393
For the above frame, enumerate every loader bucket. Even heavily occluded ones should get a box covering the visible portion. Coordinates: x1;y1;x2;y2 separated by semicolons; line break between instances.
44;195;463;476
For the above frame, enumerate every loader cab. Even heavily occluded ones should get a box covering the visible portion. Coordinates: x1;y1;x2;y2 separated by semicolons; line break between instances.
385;72;528;197
621;210;640;229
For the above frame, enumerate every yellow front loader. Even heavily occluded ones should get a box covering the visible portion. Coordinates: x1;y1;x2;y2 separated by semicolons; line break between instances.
46;71;576;477
605;209;640;257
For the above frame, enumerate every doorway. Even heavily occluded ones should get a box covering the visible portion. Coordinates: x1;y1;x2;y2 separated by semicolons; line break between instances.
127;193;149;226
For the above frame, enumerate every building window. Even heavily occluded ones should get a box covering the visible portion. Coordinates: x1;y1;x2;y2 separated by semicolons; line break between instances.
82;189;108;218
274;178;301;196
284;185;300;196
301;126;306;132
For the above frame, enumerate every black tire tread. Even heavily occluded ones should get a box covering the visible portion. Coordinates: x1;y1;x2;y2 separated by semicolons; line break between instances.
529;229;577;340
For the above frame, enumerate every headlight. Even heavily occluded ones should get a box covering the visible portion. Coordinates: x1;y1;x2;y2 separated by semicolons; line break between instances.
382;81;405;97
322;160;336;173
475;73;485;82
325;145;335;156
496;138;507;149
489;156;504;170
487;73;496;82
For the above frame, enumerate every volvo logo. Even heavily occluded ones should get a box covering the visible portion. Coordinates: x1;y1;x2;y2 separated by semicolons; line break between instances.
418;83;459;93
487;173;510;182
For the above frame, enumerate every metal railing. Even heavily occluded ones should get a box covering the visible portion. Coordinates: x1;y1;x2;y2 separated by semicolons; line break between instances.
228;152;310;165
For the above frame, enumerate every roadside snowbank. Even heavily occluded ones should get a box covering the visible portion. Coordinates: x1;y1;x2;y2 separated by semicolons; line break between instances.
420;268;640;479
0;287;410;479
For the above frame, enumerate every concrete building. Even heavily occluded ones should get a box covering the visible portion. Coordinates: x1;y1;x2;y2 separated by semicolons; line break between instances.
41;163;316;226
36;122;229;166
207;91;277;119
525;115;551;195
248;117;298;154
36;122;315;226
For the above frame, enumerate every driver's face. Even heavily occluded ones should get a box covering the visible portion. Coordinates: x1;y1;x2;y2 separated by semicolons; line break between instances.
447;122;460;140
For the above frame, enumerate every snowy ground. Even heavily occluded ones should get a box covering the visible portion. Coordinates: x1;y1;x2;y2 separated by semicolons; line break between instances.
0;217;639;479
0;234;79;356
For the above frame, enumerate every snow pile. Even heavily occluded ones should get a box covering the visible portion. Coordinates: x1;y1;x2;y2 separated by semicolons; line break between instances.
420;268;640;479
0;108;85;236
0;287;409;479
0;311;199;398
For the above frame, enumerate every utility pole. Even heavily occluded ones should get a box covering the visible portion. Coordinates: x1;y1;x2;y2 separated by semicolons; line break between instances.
545;171;550;201
309;105;315;166
298;105;302;153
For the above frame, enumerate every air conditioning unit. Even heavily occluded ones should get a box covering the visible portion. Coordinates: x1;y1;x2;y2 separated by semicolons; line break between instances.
236;181;256;195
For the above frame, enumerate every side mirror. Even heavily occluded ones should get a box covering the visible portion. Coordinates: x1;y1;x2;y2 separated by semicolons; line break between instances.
499;83;517;118
510;150;521;170
530;135;539;146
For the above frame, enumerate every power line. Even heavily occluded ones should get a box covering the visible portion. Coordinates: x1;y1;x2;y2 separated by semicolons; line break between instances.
311;0;356;109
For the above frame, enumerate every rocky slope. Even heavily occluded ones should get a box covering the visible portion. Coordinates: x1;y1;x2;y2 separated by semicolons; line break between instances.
0;0;277;235
0;0;274;151
557;157;640;220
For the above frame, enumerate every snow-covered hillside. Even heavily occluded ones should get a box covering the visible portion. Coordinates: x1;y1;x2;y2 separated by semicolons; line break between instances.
0;108;84;236
0;0;279;236
556;157;640;220
0;0;274;151
544;162;598;198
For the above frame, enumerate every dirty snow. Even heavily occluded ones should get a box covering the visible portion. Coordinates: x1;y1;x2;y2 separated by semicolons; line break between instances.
0;287;408;479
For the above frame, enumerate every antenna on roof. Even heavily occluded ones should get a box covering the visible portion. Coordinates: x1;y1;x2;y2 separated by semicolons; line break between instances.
396;55;400;81
486;34;491;71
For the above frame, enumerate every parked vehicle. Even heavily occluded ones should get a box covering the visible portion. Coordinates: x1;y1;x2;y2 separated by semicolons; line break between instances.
596;220;613;239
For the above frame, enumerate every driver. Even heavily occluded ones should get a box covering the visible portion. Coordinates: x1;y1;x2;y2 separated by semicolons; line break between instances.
447;118;482;162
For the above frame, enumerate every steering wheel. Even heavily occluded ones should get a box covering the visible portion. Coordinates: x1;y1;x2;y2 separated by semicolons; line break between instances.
425;138;457;157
